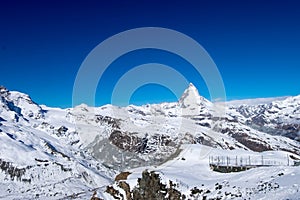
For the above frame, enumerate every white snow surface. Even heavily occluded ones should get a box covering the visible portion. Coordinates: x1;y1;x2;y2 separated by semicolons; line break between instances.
107;144;300;200
225;96;290;106
0;85;299;199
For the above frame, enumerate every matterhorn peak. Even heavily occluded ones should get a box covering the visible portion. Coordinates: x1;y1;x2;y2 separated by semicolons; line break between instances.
186;83;198;93
179;83;202;106
178;83;212;115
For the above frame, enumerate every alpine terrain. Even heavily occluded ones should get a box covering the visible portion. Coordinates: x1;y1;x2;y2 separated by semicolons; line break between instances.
0;84;299;199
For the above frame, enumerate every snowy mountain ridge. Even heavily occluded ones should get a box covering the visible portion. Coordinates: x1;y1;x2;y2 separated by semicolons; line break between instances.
0;84;300;199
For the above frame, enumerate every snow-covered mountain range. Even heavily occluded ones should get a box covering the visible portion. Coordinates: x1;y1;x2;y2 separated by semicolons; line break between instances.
0;84;299;199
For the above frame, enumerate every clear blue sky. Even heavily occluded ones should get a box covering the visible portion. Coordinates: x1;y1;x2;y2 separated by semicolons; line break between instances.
0;0;299;107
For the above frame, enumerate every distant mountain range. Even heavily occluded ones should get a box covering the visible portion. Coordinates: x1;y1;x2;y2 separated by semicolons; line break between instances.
0;84;299;199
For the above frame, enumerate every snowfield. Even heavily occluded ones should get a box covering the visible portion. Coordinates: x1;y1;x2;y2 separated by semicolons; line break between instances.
103;144;300;200
0;84;299;199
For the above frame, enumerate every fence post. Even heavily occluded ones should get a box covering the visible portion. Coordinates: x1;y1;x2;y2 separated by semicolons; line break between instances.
222;156;225;165
226;156;229;168
287;154;289;166
249;156;251;166
261;155;264;165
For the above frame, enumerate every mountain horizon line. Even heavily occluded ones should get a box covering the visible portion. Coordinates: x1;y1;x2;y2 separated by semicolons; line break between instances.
0;84;298;109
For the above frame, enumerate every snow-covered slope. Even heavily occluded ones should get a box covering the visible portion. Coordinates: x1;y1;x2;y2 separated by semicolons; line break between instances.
0;86;114;199
75;84;300;170
0;84;299;199
229;95;300;141
103;144;300;200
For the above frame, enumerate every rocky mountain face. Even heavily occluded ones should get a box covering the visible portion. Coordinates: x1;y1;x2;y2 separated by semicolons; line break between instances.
106;170;184;200
0;84;299;199
83;84;300;170
231;96;300;141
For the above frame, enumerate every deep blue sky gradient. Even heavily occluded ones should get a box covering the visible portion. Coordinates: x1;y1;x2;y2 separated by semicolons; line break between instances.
0;0;299;107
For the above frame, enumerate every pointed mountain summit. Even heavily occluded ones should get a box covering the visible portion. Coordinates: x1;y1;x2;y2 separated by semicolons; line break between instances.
178;83;212;115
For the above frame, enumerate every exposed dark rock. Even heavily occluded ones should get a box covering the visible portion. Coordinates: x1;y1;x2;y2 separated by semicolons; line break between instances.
109;130;142;152
109;130;175;154
115;171;131;181
34;158;48;163
57;126;68;136
211;117;238;123
95;115;121;129
196;122;211;128
6;100;22;116
106;185;122;199
119;181;131;200
251;115;268;127
53;162;72;172
0;86;8;96
90;191;103;200
44;141;70;160
107;170;186;200
0;116;6;122
230;132;272;152
190;187;203;195
132;170;184;200
0;158;31;181
127;108;146;116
